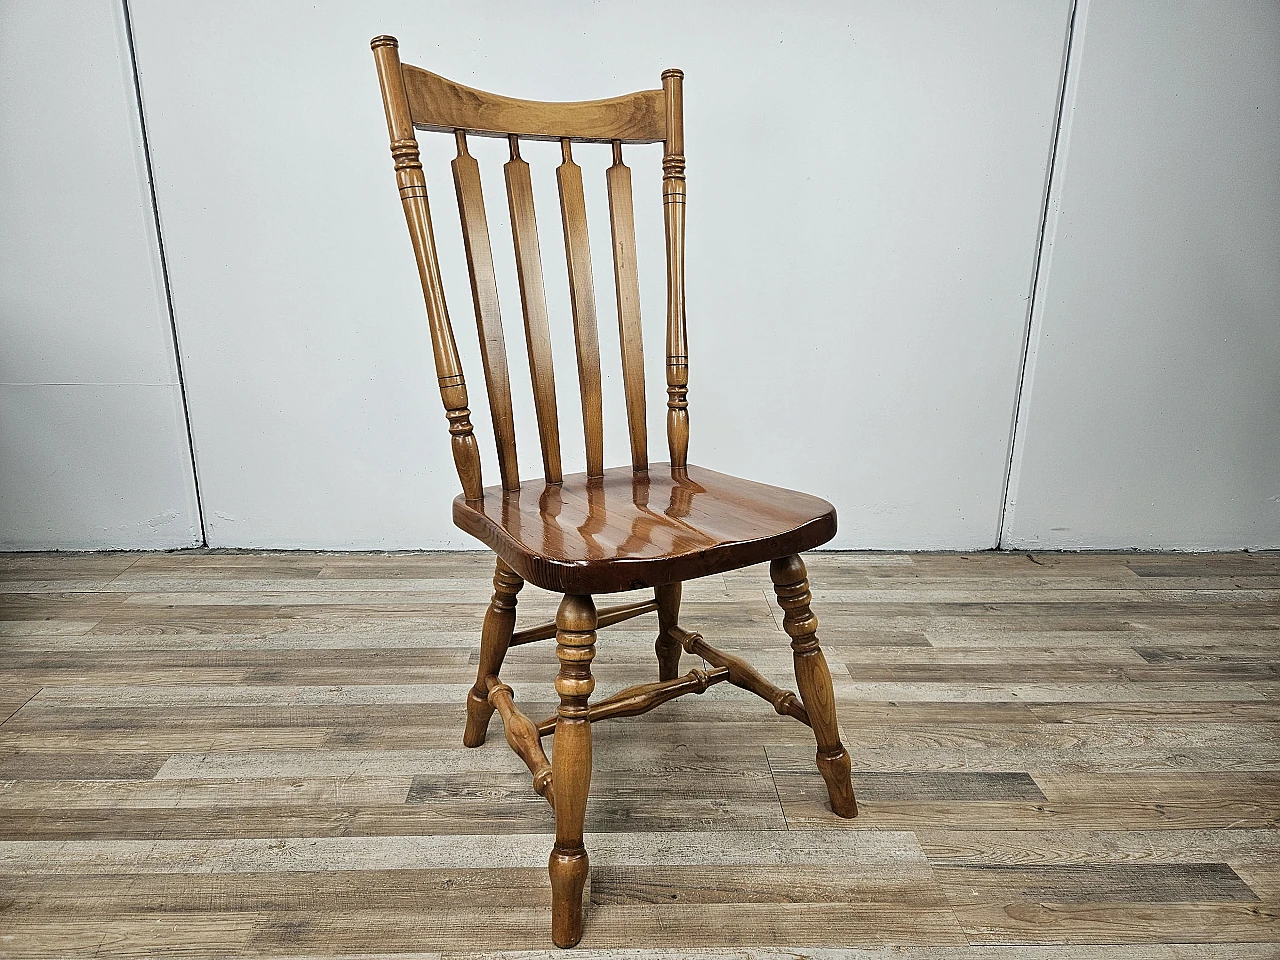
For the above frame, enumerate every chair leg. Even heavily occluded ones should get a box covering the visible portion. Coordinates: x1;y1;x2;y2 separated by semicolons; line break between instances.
550;593;596;947
770;555;858;818
463;558;523;748
654;582;683;681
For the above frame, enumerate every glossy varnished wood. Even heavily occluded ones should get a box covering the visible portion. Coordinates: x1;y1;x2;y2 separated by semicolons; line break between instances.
654;581;682;681
451;131;519;491
670;624;811;727
401;64;665;143
556;139;605;478
661;69;689;470
462;558;522;747
452;463;837;594
607;141;648;472
371;38;483;500
550;594;596;947
367;42;854;947
771;554;858;818
503;136;562;483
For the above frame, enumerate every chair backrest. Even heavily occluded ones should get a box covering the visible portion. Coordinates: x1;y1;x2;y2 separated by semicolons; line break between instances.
371;36;687;502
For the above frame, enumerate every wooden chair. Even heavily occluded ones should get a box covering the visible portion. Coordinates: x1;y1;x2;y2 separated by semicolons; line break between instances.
371;36;858;948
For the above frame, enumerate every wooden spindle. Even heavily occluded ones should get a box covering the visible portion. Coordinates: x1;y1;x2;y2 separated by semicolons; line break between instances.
556;138;605;478
607;140;649;472
505;135;563;483
535;665;729;736
372;37;483;500
452;130;520;492
670;625;810;727
662;68;688;470
485;675;554;805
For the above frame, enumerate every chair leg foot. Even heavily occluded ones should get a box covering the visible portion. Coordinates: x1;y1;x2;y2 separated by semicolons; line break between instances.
550;594;596;947
463;559;523;748
549;843;589;947
817;746;858;818
771;554;859;819
462;690;493;748
654;582;682;681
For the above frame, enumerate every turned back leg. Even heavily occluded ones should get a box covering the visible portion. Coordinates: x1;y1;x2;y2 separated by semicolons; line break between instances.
770;555;858;818
550;593;596;947
654;582;682;681
463;558;523;747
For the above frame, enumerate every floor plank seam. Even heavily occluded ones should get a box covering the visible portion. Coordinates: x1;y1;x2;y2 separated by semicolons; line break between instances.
0;686;42;728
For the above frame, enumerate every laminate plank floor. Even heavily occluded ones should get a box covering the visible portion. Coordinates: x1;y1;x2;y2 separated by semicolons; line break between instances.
0;550;1277;958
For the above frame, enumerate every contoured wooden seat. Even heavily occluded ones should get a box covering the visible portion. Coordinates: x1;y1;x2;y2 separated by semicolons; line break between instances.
455;463;837;594
371;36;858;949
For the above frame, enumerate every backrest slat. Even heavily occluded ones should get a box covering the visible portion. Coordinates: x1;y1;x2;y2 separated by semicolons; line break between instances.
504;136;563;484
606;141;648;472
556;140;605;479
452;131;520;491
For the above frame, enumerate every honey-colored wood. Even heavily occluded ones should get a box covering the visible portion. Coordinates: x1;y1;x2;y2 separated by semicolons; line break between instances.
452;130;519;492
462;558;522;747
484;675;553;806
369;43;864;948
503;136;562;484
550;594;596;948
654;581;682;680
557;139;605;478
534;665;730;737
371;37;483;501
661;69;689;470
771;555;858;818
607;141;648;472
670;625;811;726
509;597;657;647
401;64;664;143
453;464;837;594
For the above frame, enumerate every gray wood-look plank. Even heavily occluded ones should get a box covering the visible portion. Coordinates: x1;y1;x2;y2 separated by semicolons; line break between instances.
0;549;1275;956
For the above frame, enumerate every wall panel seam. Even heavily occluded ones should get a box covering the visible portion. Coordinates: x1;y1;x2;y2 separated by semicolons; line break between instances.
997;0;1087;548
120;0;207;546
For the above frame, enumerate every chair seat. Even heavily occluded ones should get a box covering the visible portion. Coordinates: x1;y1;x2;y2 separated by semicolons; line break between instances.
453;463;837;594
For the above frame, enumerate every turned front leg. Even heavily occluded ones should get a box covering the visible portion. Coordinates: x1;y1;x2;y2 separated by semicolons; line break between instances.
770;555;858;818
654;582;683;681
463;559;523;747
550;594;596;947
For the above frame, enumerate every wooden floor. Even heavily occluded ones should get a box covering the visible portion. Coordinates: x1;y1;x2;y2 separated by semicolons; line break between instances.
0;550;1277;958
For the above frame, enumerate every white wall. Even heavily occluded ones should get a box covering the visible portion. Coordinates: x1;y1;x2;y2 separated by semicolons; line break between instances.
6;1;1275;553
0;0;201;550
1003;0;1280;549
126;0;1072;549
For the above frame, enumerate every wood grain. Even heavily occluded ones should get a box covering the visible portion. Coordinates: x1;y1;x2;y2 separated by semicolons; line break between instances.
2;548;1277;955
452;130;519;492
556;139;605;479
607;141;649;472
401;62;664;143
503;138;562;484
661;68;688;469
372;38;483;501
452;463;837;594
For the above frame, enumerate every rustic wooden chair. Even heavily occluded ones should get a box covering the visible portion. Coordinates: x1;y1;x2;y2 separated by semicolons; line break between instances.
371;36;858;948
